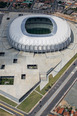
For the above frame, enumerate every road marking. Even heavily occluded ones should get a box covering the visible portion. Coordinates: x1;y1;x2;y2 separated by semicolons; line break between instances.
51;78;77;114
71;71;74;74
75;66;77;69
35;70;77;116
0;103;24;116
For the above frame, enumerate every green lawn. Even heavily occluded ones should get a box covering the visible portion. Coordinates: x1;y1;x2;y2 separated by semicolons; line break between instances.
17;91;42;113
0;95;17;107
36;53;77;95
0;108;12;116
0;78;14;85
17;53;77;113
36;74;53;95
1;53;76;113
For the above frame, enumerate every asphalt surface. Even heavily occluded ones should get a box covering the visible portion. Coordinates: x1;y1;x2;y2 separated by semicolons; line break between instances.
29;60;77;116
41;71;77;116
0;60;77;116
0;1;77;116
0;101;26;116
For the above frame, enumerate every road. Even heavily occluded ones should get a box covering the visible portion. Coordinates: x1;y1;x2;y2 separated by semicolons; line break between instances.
29;60;77;116
0;59;77;116
0;101;26;116
41;71;77;116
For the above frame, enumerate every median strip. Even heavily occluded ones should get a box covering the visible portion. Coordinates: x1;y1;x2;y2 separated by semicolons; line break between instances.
36;53;77;95
0;95;17;107
35;70;77;116
0;103;24;116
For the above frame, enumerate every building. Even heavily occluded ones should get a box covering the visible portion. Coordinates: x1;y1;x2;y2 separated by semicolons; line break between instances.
8;14;71;53
57;108;65;115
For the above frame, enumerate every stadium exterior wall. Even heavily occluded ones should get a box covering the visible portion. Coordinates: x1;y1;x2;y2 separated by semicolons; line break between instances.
8;37;71;53
8;15;71;53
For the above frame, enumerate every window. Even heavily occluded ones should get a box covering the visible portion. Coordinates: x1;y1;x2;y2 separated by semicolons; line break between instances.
0;76;14;85
21;74;26;79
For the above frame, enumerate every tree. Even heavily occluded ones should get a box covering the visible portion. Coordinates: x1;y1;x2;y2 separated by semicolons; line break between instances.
58;1;62;4
28;3;32;8
0;2;7;8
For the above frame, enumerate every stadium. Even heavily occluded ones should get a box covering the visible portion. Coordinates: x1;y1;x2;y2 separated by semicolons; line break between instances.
8;14;71;53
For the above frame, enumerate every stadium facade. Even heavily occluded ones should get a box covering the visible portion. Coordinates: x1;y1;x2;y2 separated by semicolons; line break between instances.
8;15;71;53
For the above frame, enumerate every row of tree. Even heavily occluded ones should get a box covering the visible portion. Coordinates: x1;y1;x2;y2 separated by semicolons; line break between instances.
0;2;7;8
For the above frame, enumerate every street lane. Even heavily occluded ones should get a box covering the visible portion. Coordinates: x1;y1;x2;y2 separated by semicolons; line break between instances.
41;71;77;116
29;60;77;116
0;101;26;116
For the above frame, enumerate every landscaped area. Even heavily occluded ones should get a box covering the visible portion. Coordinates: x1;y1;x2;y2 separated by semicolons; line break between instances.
0;95;17;107
36;53;77;95
0;53;77;113
17;53;77;113
0;76;14;85
17;91;42;113
0;2;7;8
0;108;12;116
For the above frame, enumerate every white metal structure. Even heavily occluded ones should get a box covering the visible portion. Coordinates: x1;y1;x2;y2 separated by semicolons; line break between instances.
8;14;71;53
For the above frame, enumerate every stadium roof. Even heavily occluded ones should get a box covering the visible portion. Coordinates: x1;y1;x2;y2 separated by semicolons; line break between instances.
8;14;71;53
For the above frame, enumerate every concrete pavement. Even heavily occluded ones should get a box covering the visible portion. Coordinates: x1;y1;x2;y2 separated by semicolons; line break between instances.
28;60;77;116
0;60;77;116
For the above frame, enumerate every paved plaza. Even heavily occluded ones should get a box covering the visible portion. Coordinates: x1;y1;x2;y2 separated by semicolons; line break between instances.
0;12;77;102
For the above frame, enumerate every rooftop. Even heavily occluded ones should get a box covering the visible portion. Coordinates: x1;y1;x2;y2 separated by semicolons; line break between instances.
63;111;70;116
57;108;64;114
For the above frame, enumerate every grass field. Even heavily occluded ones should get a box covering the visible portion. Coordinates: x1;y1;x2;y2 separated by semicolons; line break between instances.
0;95;17;107
0;108;12;116
36;74;53;95
0;78;14;85
17;91;42;113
